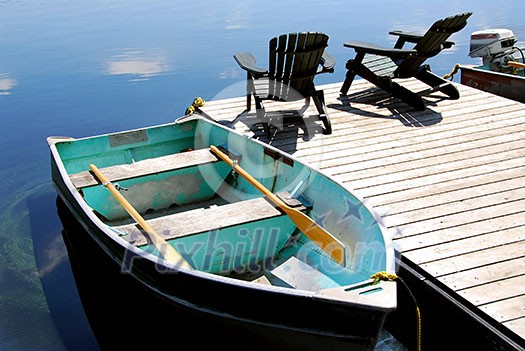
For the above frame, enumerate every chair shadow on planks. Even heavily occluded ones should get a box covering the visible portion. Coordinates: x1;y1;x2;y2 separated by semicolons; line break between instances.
328;88;444;127
222;102;329;148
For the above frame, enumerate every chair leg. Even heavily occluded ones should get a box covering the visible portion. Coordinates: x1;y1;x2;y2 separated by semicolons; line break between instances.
341;61;357;95
312;90;332;134
246;92;252;111
246;73;254;111
416;68;460;100
255;97;271;138
341;52;365;95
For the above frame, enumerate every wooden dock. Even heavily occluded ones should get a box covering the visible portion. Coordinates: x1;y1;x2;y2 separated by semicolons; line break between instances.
200;78;525;350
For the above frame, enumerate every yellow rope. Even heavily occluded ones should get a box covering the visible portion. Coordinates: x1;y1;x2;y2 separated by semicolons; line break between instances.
443;63;460;80
192;96;205;107
370;271;422;351
370;271;398;284
185;97;206;116
415;305;422;351
185;105;196;116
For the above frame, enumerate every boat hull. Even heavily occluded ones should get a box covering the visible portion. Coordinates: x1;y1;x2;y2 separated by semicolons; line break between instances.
57;195;388;351
460;65;525;103
48;117;396;350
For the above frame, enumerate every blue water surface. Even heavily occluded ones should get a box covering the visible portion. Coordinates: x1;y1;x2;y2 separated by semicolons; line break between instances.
1;1;524;350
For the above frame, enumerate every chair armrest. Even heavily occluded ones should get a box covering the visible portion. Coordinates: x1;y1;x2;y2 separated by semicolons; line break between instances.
233;52;267;77
389;30;423;43
389;30;455;49
319;51;336;73
343;41;416;59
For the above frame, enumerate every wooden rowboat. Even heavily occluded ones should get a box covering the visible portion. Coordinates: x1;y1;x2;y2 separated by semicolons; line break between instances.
459;28;525;103
459;60;525;103
47;115;397;350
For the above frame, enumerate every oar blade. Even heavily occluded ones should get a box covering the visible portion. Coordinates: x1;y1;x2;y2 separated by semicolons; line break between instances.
286;208;346;266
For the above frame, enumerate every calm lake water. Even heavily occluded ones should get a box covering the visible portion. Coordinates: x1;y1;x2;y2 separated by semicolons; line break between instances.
1;1;524;350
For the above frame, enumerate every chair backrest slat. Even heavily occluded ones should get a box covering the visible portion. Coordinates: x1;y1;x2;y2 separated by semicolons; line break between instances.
283;33;298;83
290;33;308;93
395;12;471;77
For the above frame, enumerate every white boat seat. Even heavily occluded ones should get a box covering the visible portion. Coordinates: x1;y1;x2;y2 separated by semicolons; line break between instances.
113;192;305;246
270;256;339;291
69;148;219;189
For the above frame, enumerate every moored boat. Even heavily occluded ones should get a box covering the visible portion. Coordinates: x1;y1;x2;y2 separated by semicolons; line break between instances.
47;114;397;350
459;28;525;103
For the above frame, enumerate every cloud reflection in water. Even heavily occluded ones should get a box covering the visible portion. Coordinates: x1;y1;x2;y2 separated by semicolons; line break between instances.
105;49;170;81
0;73;17;95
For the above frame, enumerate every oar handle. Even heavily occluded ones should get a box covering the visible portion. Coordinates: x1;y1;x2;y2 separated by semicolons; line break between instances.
508;61;525;69
89;164;192;269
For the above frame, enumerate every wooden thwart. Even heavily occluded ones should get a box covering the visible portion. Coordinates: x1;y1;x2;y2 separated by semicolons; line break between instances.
71;149;218;188
115;194;304;246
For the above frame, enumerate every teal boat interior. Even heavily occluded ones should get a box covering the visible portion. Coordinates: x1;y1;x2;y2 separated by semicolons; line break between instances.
52;118;391;292
475;57;524;75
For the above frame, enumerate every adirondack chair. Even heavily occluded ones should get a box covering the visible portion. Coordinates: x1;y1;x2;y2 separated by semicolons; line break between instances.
340;12;472;110
234;32;335;137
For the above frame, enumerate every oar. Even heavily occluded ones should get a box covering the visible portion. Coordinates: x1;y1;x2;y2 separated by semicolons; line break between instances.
210;145;346;265
508;61;525;69
89;163;192;269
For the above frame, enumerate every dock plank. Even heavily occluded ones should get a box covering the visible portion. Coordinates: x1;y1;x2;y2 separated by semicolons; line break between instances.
505;319;525;340
416;240;525;277
383;186;525;228
456;274;525;306
438;256;525;290
308;123;525;173
481;295;525;322
395;212;524;252
392;198;525;239
376;176;525;217
351;154;525;199
405;226;525;266
370;167;525;208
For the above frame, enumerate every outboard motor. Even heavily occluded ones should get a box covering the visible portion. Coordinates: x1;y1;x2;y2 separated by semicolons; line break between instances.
468;29;520;72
